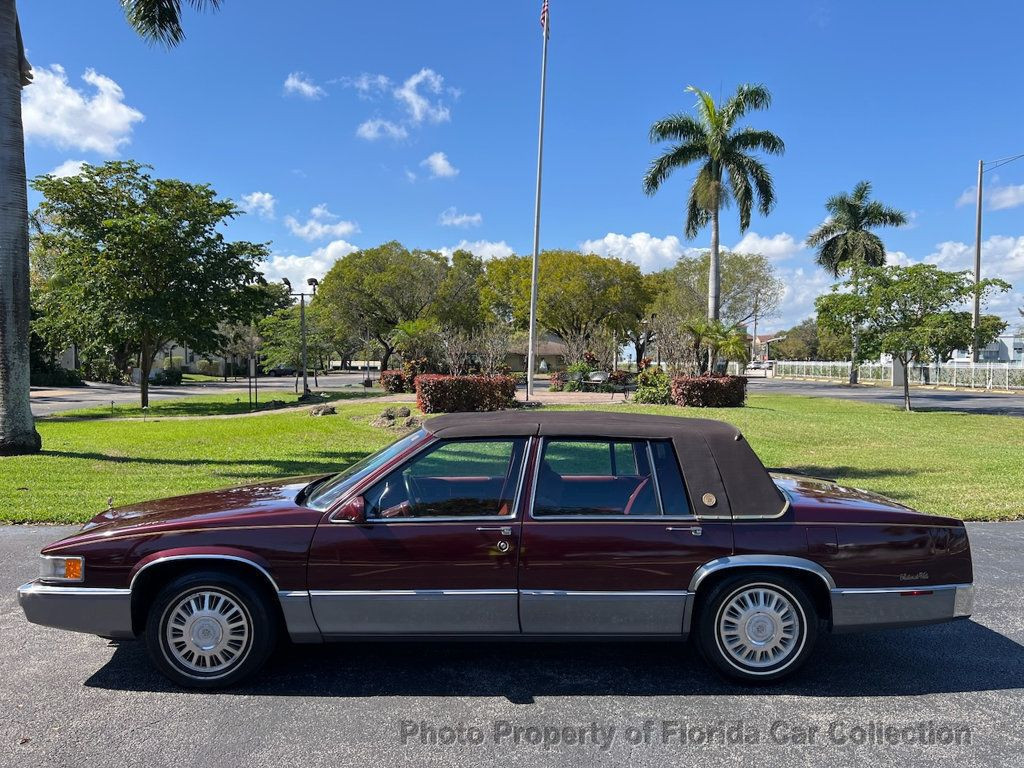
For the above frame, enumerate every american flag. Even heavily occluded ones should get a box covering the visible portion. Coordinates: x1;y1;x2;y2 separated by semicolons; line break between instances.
540;0;550;36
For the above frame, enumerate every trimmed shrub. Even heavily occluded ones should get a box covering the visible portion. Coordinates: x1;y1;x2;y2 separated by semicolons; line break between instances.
30;367;84;387
670;375;746;407
548;371;566;392
196;358;218;375
415;374;517;413
633;366;671;404
379;369;407;393
152;367;183;386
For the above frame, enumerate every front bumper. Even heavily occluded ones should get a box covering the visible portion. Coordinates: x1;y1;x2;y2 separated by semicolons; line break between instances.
18;581;135;639
830;583;974;633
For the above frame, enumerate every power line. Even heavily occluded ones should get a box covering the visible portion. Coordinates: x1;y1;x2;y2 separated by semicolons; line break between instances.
983;152;1024;173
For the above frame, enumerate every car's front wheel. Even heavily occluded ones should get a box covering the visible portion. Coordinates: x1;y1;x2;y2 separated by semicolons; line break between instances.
696;572;818;683
144;571;277;689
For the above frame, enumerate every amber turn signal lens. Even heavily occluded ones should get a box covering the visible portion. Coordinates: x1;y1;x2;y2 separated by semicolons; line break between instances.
64;559;82;580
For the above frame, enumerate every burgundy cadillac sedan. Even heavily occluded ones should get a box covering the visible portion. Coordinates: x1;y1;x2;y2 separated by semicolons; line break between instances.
18;411;974;688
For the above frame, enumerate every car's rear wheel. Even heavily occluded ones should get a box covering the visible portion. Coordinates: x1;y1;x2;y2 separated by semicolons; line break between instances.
696;572;818;683
144;570;277;689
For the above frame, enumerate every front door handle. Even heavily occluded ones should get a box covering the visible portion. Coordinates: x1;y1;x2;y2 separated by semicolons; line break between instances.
476;526;512;536
666;525;702;536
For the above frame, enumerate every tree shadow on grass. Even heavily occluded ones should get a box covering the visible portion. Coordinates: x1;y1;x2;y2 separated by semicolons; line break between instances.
85;619;1024;701
37;449;372;479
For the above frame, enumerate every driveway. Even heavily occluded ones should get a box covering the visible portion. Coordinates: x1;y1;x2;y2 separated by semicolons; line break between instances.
30;373;369;417
2;523;1022;767
751;376;1024;417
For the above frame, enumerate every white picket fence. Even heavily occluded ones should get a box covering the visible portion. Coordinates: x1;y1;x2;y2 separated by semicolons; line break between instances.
768;360;1024;391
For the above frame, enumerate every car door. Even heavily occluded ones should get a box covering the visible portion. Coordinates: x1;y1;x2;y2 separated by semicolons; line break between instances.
307;437;528;636
518;437;733;635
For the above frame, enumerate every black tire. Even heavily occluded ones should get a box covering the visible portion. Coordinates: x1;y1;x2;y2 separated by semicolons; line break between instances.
143;570;277;689
695;571;818;684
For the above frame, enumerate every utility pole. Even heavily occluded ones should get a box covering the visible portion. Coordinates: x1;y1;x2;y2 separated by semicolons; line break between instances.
971;159;984;362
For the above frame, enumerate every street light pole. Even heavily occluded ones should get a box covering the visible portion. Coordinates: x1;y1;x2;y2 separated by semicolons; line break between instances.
282;277;317;398
972;159;984;363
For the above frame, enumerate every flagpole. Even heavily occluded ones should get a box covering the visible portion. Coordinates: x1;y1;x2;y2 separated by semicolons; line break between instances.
526;6;549;399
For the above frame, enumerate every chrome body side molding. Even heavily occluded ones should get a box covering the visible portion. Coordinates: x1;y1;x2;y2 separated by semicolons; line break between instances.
688;554;837;593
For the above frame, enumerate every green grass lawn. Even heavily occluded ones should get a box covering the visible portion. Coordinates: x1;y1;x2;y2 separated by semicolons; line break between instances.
47;389;383;420
2;394;1022;523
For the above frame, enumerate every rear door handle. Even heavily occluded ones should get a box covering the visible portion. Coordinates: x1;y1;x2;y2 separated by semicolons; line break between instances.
476;526;512;536
666;526;702;536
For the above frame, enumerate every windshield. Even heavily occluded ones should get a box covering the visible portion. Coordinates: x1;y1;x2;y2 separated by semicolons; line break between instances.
304;429;426;512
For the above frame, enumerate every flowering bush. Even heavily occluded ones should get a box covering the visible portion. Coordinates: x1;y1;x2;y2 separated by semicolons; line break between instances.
379;369;408;393
415;374;517;413
670;375;746;407
632;366;671;404
549;371;567;392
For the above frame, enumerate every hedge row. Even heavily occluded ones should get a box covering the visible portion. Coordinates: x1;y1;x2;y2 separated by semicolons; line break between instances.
670;375;746;407
379;369;408;393
415;374;517;413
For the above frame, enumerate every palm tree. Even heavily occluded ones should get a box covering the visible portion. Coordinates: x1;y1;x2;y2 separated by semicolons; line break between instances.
806;180;906;384
644;84;784;323
0;0;220;454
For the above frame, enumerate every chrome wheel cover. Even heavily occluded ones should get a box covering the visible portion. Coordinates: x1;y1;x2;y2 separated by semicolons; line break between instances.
162;588;251;677
716;583;803;671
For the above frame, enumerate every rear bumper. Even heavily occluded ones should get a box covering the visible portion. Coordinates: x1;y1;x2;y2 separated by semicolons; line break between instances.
830;583;974;633
18;581;135;639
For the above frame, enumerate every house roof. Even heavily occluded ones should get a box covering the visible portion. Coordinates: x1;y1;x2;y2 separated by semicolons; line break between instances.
423;410;786;520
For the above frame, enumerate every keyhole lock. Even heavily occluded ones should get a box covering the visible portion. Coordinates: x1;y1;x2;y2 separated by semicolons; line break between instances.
496;540;510;553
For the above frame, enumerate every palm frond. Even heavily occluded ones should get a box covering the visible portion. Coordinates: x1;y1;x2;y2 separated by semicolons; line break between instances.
642;142;709;195
684;176;711;239
726;164;753;232
815;235;847;277
862;201;908;229
723;83;773;126
732;154;775;218
728;127;785;156
120;0;222;46
648;113;707;144
686;85;719;131
805;218;844;248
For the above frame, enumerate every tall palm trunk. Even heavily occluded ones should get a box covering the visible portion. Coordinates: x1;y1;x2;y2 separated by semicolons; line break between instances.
848;260;861;386
0;1;40;455
706;195;721;373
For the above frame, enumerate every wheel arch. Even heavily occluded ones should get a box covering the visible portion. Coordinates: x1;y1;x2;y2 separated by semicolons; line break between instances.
686;556;835;633
129;552;283;636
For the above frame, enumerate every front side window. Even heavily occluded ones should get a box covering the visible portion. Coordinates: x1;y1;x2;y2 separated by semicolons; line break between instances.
533;439;660;517
365;438;527;519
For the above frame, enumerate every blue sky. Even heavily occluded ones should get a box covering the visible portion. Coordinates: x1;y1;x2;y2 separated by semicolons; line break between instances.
18;0;1024;332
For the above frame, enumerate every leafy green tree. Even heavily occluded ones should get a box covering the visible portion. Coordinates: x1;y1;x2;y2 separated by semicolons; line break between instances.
32;161;268;407
643;84;784;322
1;0;224;453
771;318;819;360
806;181;907;383
435;249;486;332
816;264;1008;411
317;241;447;371
652;250;783;328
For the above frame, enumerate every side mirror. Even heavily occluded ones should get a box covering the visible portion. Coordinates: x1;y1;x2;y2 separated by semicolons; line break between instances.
337;495;366;523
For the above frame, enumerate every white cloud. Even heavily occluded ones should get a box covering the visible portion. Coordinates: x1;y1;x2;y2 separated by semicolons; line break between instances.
260;240;360;289
283;72;325;100
580;232;700;272
957;180;1024;211
732;231;801;261
404;169;417;183
438;207;482;228
49;159;86;178
421;151;458;178
438;240;515;260
394;68;451;124
22;65;144;155
284;205;358;241
771;266;835;330
240;191;276;219
355;118;408;141
341;73;391;98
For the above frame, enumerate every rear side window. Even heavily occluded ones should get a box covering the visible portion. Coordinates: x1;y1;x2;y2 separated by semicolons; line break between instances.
533;439;659;517
650;440;692;517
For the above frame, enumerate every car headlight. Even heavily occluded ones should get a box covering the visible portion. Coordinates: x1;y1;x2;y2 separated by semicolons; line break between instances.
39;555;84;583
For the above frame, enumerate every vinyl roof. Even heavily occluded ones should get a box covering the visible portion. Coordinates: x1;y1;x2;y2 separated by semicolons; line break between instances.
424;410;742;440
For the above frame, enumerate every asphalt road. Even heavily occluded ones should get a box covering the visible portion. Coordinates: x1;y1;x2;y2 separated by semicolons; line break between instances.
750;376;1024;417
29;373;370;416
2;523;1023;767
